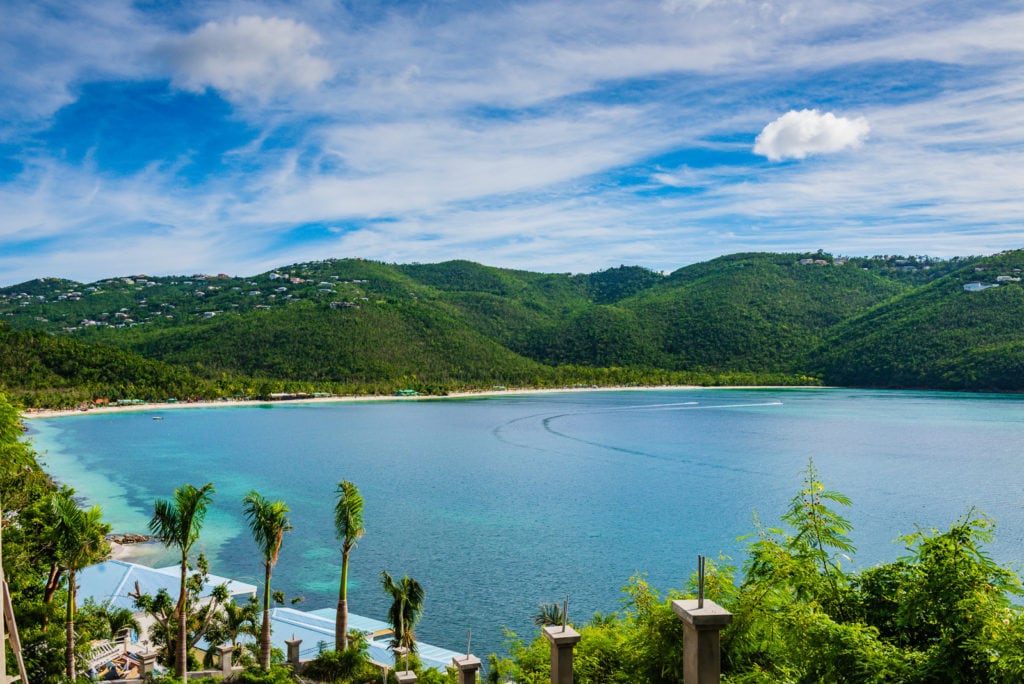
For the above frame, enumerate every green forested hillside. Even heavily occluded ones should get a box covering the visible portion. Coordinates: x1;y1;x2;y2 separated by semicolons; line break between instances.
532;253;909;371
5;249;1024;406
0;323;221;407
813;251;1024;389
118;299;551;390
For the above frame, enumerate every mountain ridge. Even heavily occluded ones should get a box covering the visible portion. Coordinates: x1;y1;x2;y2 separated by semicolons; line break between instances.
3;250;1022;407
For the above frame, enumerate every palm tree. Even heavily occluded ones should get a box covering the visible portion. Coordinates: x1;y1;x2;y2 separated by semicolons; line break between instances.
242;490;291;670
532;602;566;627
105;606;142;642
51;489;110;680
221;598;259;663
334;481;364;651
379;571;425;657
149;482;214;682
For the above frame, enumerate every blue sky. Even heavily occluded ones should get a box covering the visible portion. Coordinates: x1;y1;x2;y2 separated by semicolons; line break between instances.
1;0;1022;285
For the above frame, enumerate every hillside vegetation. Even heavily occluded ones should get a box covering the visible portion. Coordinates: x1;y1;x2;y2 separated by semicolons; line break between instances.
813;250;1024;390
4;250;1024;407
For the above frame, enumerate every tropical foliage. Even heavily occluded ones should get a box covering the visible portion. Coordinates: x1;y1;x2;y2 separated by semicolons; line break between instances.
48;488;111;679
492;462;1024;683
242;491;292;671
149;481;216;681
131;554;231;672
380;571;426;658
334;480;364;652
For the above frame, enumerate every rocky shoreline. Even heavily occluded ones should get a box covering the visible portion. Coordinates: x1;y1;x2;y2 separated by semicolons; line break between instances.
107;532;161;544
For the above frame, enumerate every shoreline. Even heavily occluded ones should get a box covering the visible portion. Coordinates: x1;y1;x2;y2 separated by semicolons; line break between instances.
21;384;776;420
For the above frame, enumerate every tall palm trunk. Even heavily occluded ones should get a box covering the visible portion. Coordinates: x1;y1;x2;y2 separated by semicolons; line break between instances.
336;548;350;651
261;561;272;670
176;551;188;681
65;569;77;680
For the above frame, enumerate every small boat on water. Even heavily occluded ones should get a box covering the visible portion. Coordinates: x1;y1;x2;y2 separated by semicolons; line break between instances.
152;416;163;420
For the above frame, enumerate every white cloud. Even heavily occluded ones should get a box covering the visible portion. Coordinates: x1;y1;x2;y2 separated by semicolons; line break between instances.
753;109;870;161
165;16;332;101
4;1;1024;285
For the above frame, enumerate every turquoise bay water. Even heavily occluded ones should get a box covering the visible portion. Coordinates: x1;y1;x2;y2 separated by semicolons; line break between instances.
28;388;1024;659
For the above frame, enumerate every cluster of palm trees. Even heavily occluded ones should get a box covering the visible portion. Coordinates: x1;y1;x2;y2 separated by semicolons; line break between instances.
139;479;424;682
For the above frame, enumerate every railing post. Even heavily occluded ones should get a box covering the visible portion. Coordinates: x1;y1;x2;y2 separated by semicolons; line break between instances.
140;651;158;678
285;637;303;668
671;599;732;684
394;645;416;682
217;644;234;676
543;624;581;684
452;654;481;684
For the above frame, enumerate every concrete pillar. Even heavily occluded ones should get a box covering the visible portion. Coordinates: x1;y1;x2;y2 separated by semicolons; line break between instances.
218;644;234;676
671;599;732;684
140;651;158;677
395;670;418;683
543;625;582;684
285;638;303;667
451;654;481;684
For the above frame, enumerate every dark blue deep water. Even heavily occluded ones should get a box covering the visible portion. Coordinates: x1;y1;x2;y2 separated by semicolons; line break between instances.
28;388;1024;659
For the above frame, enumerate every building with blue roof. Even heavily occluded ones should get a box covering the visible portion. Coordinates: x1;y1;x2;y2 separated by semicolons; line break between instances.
77;559;257;612
262;607;463;671
78;560;463;673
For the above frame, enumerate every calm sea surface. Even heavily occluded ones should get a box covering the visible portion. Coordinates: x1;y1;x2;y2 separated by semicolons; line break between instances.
27;388;1024;659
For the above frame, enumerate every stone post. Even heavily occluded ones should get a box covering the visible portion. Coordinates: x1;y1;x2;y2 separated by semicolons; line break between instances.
285;637;303;668
451;654;481;684
393;646;417;682
671;599;732;684
140;651;158;678
217;644;234;676
542;624;582;684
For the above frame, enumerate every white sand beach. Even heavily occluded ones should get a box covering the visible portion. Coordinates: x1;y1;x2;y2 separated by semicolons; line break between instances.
20;384;713;420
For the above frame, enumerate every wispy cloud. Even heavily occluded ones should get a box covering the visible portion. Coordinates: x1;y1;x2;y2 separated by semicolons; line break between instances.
1;1;1023;285
162;16;333;102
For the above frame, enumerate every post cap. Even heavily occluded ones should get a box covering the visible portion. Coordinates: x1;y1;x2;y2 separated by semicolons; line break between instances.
542;624;582;646
671;599;733;628
451;654;482;671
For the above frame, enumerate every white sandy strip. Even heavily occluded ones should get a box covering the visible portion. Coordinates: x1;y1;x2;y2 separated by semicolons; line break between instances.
19;385;735;420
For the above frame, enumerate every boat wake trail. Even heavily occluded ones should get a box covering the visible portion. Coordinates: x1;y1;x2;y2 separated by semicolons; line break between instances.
492;401;783;475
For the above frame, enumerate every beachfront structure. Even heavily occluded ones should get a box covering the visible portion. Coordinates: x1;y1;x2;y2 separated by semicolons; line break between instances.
264;607;464;671
77;559;463;671
77;559;257;613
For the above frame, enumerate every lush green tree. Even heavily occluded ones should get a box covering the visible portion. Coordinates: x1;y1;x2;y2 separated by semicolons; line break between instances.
0;394;66;682
380;571;425;658
242;490;292;671
532;602;566;627
204;597;259;667
49;488;110;679
132;554;230;672
334;480;364;651
149;482;215;681
302;630;377;683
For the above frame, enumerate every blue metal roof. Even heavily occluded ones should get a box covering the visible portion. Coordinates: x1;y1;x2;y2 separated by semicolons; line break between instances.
267;607;464;672
77;559;257;612
78;561;461;673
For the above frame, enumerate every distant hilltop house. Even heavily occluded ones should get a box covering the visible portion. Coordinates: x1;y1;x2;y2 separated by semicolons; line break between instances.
797;258;831;266
963;282;999;292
